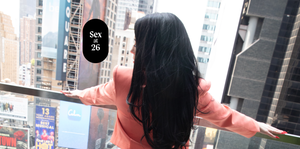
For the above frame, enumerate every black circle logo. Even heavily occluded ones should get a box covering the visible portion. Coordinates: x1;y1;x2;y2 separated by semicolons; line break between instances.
83;19;109;63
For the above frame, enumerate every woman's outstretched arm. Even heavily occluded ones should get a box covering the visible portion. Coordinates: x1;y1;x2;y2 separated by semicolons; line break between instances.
196;79;286;139
61;66;118;105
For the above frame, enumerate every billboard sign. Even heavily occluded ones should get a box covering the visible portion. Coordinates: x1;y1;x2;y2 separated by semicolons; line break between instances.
57;101;91;148
78;0;107;90
87;107;111;149
0;125;29;149
41;0;60;59
0;95;28;121
56;0;71;81
35;106;56;149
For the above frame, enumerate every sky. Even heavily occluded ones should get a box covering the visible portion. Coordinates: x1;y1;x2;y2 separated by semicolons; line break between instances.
0;0;20;37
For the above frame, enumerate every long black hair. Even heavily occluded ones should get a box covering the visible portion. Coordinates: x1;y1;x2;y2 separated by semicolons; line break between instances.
127;13;202;149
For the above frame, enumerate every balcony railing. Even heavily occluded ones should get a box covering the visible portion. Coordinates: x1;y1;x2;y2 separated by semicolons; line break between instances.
0;82;299;149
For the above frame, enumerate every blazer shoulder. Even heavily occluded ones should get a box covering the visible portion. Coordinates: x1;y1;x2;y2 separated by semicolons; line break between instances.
113;65;133;84
198;78;211;93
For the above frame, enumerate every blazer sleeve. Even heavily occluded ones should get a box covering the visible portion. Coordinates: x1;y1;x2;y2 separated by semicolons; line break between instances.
77;66;118;105
196;79;260;138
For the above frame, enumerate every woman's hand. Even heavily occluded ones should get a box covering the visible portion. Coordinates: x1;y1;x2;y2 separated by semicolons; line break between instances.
257;122;287;139
61;90;82;99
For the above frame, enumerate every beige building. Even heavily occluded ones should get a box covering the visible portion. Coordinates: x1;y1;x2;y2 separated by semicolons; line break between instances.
95;0;118;85
0;12;19;84
111;30;135;79
40;58;62;91
20;16;35;66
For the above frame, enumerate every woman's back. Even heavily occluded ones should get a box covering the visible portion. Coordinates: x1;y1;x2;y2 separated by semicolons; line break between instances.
78;65;261;149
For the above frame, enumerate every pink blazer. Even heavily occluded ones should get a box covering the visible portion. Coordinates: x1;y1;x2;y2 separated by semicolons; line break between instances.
78;66;260;149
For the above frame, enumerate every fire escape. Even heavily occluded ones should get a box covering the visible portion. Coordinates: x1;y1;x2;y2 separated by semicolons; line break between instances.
64;0;83;90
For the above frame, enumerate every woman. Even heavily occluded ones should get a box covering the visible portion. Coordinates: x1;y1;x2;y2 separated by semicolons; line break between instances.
62;13;285;149
41;129;48;141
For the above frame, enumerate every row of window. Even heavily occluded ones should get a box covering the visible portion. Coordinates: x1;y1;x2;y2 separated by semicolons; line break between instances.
101;70;111;77
121;50;129;55
198;46;211;53
207;1;221;8
203;24;216;31
101;61;112;69
120;57;129;62
197;57;210;63
107;0;117;13
200;35;214;42
205;13;218;20
100;77;111;84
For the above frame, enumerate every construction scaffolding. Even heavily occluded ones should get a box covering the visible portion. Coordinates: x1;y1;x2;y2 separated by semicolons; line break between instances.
64;0;83;90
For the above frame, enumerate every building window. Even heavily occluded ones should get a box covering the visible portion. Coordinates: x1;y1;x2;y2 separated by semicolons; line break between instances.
38;27;42;33
38;9;43;15
122;43;125;48
109;63;111;69
108;71;110;76
107;10;110;17
200;35;214;42
37;35;42;41
121;57;123;61
110;55;112;61
110;47;113;53
37;60;42;66
38;18;42;24
123;37;126;42
198;46;211;53
37;52;41;58
203;24;216;31
107;78;109;82
36;84;41;88
36;69;42;74
39;0;43;6
205;13;218;20
36;76;41;82
57;82;62;85
122;50;124;54
207;1;221;8
37;44;41;50
197;57;209;63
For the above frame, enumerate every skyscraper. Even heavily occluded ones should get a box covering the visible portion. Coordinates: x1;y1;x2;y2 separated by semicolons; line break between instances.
20;16;35;66
0;12;19;84
34;0;43;89
197;0;222;78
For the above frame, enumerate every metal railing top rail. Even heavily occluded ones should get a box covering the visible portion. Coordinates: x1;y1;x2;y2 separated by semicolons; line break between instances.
0;82;299;146
0;82;117;110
